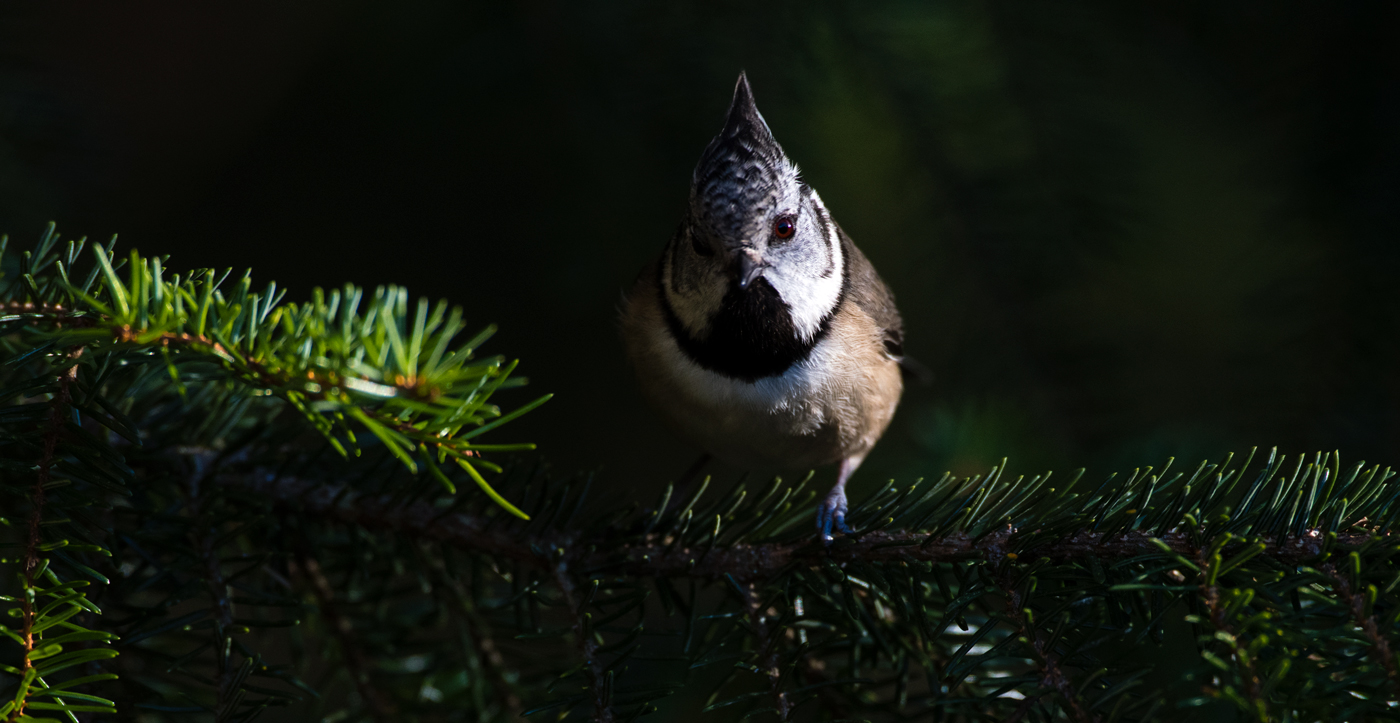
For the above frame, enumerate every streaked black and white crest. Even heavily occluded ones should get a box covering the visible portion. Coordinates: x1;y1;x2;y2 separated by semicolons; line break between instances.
689;74;801;243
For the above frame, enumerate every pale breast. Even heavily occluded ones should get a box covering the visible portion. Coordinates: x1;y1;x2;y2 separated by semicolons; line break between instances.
621;268;902;471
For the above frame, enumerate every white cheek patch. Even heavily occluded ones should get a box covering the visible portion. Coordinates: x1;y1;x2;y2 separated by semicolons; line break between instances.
765;193;844;342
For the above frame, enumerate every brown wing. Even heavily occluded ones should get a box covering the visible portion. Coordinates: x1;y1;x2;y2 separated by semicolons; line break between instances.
838;227;905;360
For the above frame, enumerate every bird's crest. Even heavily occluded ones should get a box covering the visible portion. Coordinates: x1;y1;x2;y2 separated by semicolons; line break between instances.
690;73;795;240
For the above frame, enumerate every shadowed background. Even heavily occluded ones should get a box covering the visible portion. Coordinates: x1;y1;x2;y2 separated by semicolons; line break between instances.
4;0;1398;502
3;1;1398;719
2;2;1400;711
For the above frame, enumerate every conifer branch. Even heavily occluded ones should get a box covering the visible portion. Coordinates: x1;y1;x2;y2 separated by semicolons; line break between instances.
9;353;77;723
997;568;1097;723
193;498;239;717
1322;561;1400;700
8;227;1400;721
1196;548;1267;722
291;549;395;722
430;560;522;717
219;467;1373;577
553;564;613;723
743;584;790;720
3;235;548;519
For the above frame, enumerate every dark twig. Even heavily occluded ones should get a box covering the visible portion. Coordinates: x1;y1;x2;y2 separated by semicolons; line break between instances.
290;548;396;723
998;569;1098;723
1322;562;1400;700
424;550;522;717
553;563;613;723
456;590;523;717
1197;549;1267;722
183;450;242;721
744;584;789;720
218;470;1370;582
10;354;78;723
197;513;238;719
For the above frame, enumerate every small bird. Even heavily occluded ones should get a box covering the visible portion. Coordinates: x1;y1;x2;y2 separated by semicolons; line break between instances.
621;72;906;542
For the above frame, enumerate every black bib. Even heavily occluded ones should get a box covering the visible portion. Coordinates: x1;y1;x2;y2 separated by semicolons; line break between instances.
661;275;837;383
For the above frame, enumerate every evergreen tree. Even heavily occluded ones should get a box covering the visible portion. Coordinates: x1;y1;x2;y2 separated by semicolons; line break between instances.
2;224;1398;722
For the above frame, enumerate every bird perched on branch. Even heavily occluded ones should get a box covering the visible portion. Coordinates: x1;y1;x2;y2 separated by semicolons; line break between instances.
621;72;906;542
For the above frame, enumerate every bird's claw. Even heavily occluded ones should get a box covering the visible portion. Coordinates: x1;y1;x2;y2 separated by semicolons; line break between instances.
817;487;853;544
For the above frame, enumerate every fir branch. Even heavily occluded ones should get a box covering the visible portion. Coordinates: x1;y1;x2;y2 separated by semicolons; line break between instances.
1321;560;1400;700
8;351;78;723
217;467;1372;578
193;500;240;718
427;554;523;717
743;583;789;720
997;568;1097;723
3;235;547;518
12;226;1400;720
553;563;613;723
0;300;94;327
1196;548;1267;722
290;549;395;722
8;299;449;407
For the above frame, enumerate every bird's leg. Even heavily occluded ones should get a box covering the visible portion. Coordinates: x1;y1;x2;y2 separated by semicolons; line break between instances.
818;454;865;543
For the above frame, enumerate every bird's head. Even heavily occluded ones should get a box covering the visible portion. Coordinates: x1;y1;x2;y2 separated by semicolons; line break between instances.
661;72;845;348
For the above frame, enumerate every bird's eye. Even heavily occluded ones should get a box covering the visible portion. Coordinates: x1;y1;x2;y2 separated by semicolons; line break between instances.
691;234;714;257
773;217;796;240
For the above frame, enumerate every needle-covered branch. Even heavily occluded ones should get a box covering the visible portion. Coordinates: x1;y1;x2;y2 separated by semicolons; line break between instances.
0;225;547;722
212;460;1389;581
4;225;1400;723
2;223;549;517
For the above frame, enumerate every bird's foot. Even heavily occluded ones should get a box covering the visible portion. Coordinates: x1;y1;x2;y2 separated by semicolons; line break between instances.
817;486;853;544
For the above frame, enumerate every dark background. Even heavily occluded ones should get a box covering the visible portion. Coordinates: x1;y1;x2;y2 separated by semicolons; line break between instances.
2;0;1398;511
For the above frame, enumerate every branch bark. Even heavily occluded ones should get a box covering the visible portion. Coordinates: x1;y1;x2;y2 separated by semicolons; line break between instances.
9;355;77;723
997;569;1099;723
195;507;239;721
427;558;523;718
1197;549;1268;722
217;470;1373;582
1321;562;1400;700
553;563;613;723
744;584;789;720
290;548;396;722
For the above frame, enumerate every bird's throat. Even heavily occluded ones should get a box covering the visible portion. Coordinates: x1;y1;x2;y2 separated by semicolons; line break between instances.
662;277;831;383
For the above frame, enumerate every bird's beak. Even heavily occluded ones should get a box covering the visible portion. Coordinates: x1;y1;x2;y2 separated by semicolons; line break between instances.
735;247;767;290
